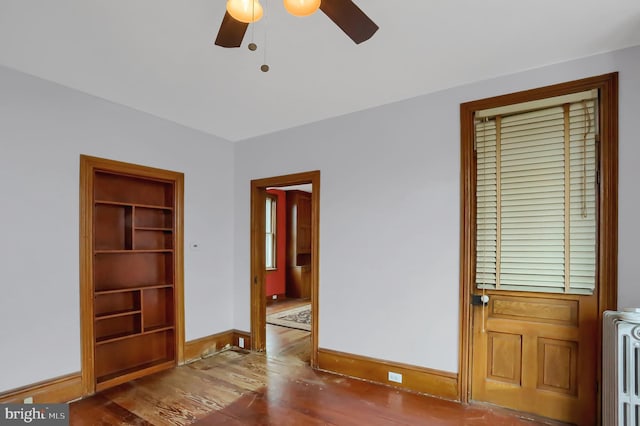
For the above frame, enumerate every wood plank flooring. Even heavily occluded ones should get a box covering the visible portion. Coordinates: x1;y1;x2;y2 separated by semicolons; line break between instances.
70;346;547;425
70;315;552;425
266;324;310;364
266;297;311;365
266;297;310;315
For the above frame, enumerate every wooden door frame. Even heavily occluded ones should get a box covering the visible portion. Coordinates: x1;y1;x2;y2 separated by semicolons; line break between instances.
250;171;320;367
458;74;618;407
79;155;185;396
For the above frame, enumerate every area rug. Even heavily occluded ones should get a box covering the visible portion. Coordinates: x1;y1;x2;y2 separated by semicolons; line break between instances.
266;305;311;331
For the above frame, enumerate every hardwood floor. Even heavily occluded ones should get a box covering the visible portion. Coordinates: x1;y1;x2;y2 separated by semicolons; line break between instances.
266;297;310;315
266;297;311;365
70;346;549;425
70;315;552;425
266;324;310;364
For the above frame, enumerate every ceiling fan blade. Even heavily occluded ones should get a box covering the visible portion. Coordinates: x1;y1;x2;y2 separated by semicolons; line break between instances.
215;11;249;48
319;0;378;44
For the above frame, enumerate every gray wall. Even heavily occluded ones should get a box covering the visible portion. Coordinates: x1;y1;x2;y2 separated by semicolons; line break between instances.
1;44;638;393
0;66;235;392
233;45;640;373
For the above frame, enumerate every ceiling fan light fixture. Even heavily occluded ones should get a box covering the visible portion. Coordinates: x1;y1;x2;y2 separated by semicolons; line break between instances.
283;0;321;17
226;0;264;23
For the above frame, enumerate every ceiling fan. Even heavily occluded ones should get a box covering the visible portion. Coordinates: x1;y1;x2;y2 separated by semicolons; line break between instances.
215;0;379;48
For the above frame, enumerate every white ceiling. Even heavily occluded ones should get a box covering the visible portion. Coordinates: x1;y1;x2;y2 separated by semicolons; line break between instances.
1;1;639;141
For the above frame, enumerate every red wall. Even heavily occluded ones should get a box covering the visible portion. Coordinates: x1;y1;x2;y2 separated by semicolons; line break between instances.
266;189;287;297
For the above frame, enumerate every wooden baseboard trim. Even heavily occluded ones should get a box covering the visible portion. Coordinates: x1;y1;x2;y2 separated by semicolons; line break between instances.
184;330;235;362
232;329;251;350
0;373;82;404
0;331;253;404
317;348;459;401
184;330;253;362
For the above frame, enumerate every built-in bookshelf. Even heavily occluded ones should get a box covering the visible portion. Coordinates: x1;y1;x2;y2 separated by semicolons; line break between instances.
91;170;177;391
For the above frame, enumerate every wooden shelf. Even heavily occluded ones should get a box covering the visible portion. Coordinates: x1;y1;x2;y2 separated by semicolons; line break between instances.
96;325;174;346
94;249;173;254
134;228;173;250
94;251;173;291
95;200;173;211
95;309;141;320
95;359;175;390
96;331;140;345
91;169;177;391
94;290;140;318
143;325;174;334
95;284;173;296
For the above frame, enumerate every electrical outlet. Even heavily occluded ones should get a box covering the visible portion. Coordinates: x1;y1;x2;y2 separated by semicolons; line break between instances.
238;337;245;348
23;397;33;404
272;294;277;300
388;372;403;383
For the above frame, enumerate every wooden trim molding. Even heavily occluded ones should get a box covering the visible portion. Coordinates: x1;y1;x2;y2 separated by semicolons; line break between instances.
458;73;618;405
250;171;321;368
79;155;185;396
250;183;267;353
183;330;252;363
232;329;252;350
174;173;186;365
1;332;250;403
79;157;94;396
0;373;82;404
2;332;247;404
184;331;235;362
318;348;459;401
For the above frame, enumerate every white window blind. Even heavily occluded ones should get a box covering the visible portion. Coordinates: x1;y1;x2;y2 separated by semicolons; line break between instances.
475;93;597;295
265;196;276;269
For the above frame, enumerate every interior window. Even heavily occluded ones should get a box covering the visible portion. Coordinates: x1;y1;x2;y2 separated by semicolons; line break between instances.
265;194;277;269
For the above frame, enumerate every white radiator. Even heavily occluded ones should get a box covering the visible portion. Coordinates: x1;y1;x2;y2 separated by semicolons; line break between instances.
603;310;640;426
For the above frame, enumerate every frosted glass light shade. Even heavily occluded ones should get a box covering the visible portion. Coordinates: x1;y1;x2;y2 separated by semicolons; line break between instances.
283;0;321;17
227;0;264;23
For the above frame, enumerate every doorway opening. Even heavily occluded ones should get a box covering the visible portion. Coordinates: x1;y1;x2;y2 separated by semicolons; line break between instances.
250;171;320;367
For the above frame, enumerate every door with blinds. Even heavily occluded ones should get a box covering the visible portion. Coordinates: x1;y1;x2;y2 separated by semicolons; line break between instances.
470;90;600;424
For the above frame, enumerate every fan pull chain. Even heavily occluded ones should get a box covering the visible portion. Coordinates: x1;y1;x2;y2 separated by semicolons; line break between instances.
248;0;257;50
261;0;269;71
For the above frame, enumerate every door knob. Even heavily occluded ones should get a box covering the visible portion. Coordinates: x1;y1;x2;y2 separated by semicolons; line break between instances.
471;294;490;306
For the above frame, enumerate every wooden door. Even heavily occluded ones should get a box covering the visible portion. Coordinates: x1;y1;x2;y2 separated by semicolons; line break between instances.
471;290;598;424
460;74;618;426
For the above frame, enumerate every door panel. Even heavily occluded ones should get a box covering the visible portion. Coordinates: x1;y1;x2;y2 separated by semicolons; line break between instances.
462;74;618;426
471;291;597;425
537;338;577;395
487;332;522;385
